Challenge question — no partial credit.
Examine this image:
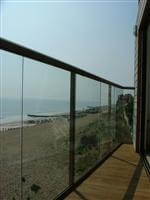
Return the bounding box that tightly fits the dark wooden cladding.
[134,0,150,153]
[0,38,134,90]
[138,1,150,31]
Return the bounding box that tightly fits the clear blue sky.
[1,0,138,87]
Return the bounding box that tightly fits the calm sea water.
[0,98,100,125]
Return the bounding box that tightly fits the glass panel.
[0,51,22,199]
[116,88,121,143]
[75,75,100,180]
[111,86,117,149]
[100,83,110,158]
[22,59,70,199]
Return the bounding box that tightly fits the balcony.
[0,38,149,200]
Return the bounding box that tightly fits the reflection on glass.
[75,75,100,180]
[123,89,134,132]
[116,88,126,143]
[133,89,137,147]
[0,51,22,199]
[22,58,70,199]
[116,88,133,144]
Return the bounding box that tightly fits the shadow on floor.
[74,157,143,200]
[75,190,89,200]
[111,155,137,167]
[122,158,143,200]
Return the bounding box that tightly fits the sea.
[0,98,101,129]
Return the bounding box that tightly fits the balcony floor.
[66,144,150,200]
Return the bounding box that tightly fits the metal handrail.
[0,37,134,90]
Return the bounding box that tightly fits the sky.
[0,0,138,98]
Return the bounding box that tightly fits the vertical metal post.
[115,88,119,144]
[21,57,24,200]
[69,72,76,185]
[108,85,112,119]
[114,87,116,142]
[108,85,112,150]
[99,82,101,157]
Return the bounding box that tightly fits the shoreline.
[0,105,110,131]
[0,111,70,131]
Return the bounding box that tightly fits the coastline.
[0,111,70,131]
[0,105,108,130]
